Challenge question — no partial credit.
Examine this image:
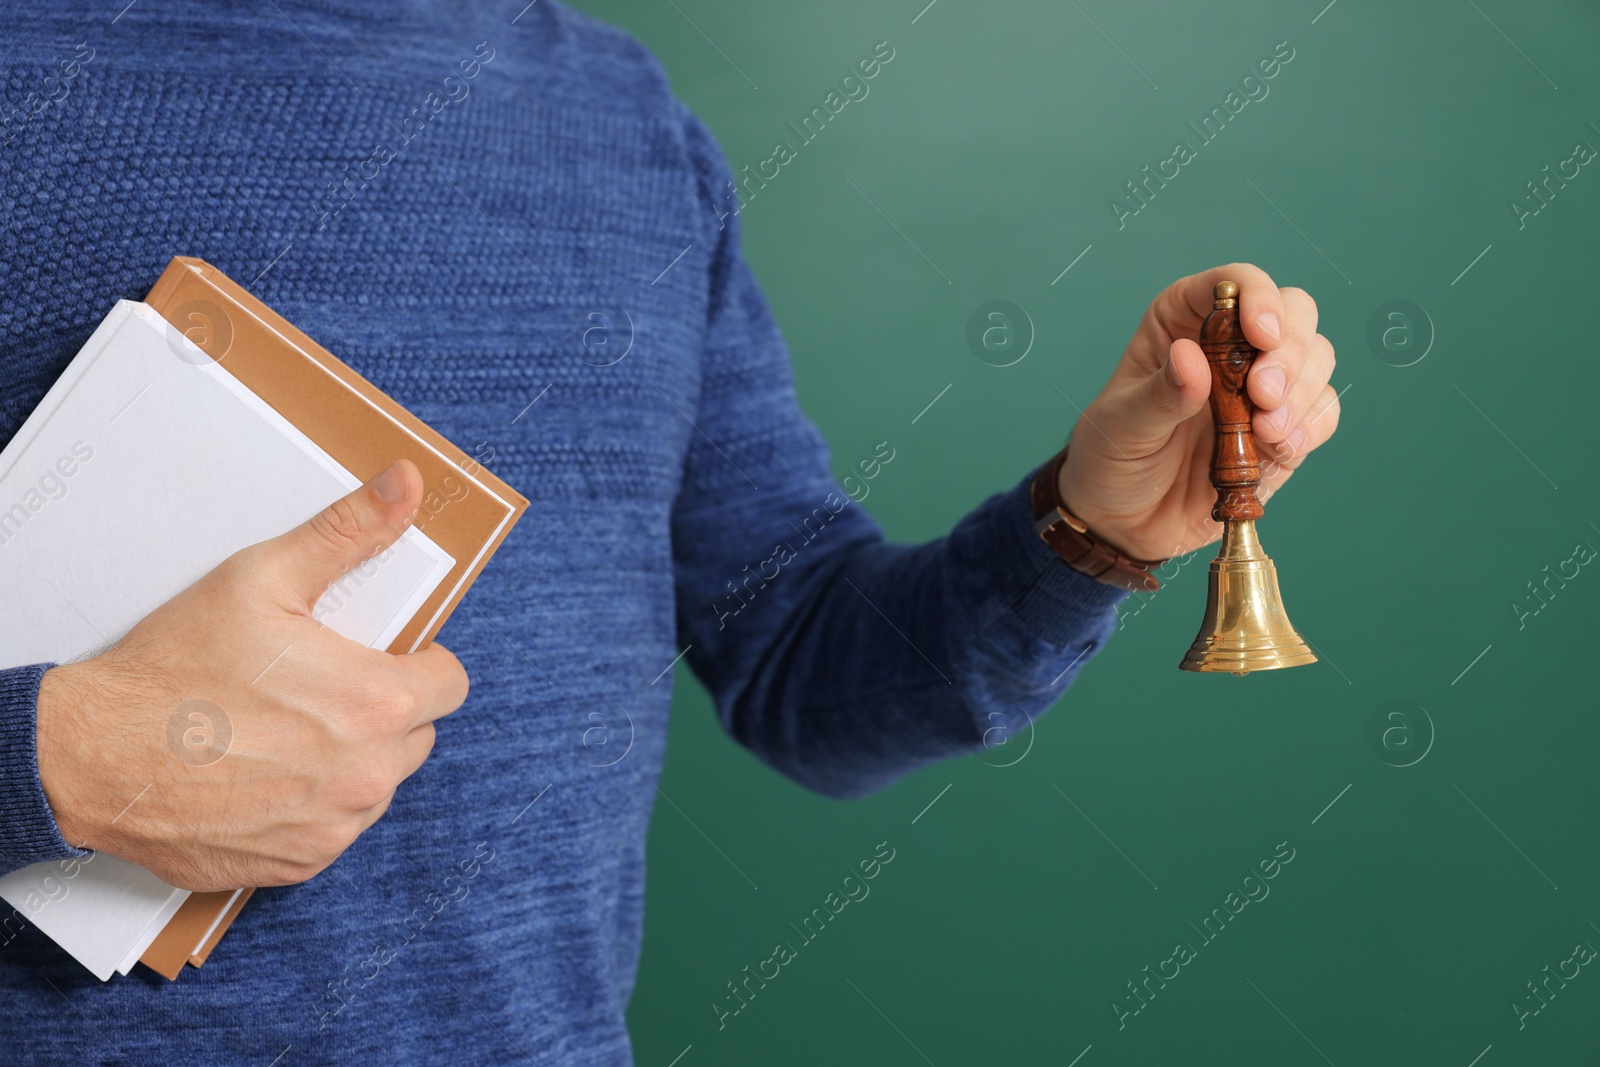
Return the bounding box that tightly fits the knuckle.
[377,681,418,725]
[1255,411,1288,443]
[1286,341,1318,379]
[408,725,438,770]
[296,824,352,867]
[1266,439,1302,471]
[309,497,368,555]
[321,821,360,856]
[1291,369,1323,404]
[1148,373,1180,412]
[365,795,395,828]
[1244,268,1277,295]
[350,676,415,731]
[1319,391,1342,429]
[1315,332,1336,367]
[214,546,258,585]
[439,652,471,707]
[340,771,394,812]
[1283,287,1318,325]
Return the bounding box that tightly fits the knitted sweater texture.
[0,2,1123,1062]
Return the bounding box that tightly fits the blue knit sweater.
[0,2,1124,1062]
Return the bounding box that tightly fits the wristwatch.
[1029,445,1167,593]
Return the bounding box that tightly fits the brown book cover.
[139,888,251,980]
[135,257,528,978]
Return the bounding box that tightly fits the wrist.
[1031,446,1166,592]
[37,664,94,851]
[1054,455,1140,561]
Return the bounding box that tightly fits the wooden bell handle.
[1198,279,1265,523]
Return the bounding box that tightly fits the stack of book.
[0,258,527,980]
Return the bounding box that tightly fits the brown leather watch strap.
[1029,445,1167,593]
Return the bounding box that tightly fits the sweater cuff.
[0,664,88,875]
[985,467,1130,643]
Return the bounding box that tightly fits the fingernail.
[1166,350,1183,387]
[1266,407,1289,434]
[373,462,408,504]
[1285,427,1305,455]
[1257,364,1287,403]
[1257,311,1281,342]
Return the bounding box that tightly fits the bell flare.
[1180,521,1317,676]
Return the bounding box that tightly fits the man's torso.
[0,3,706,1062]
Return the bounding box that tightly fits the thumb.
[262,460,424,611]
[1101,338,1211,447]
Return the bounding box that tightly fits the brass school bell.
[1180,280,1316,676]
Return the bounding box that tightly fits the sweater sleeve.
[0,663,86,876]
[668,104,1128,799]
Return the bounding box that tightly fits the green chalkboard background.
[568,1,1600,1062]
